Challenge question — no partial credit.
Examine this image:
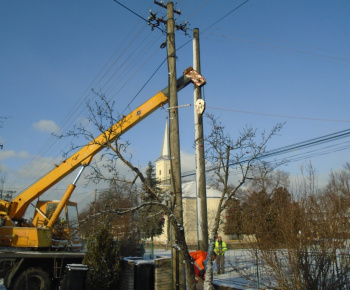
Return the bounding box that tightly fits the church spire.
[156,120,170,161]
[155,120,171,186]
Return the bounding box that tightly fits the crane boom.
[9,92,168,220]
[5,67,206,221]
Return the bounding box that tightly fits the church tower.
[155,121,171,187]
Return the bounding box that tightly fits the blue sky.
[1,0,350,210]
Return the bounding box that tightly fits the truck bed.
[0,250,85,259]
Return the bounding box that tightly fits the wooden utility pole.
[193,28,208,251]
[152,2,190,288]
[153,1,185,289]
[93,189,97,235]
[167,3,184,289]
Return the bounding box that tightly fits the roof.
[155,121,170,162]
[182,181,223,198]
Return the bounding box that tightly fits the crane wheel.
[10,267,52,290]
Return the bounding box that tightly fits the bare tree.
[325,162,350,196]
[246,167,290,196]
[236,163,350,289]
[63,93,198,290]
[66,94,287,290]
[292,161,320,199]
[202,113,284,289]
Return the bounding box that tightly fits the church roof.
[155,121,170,162]
[182,181,223,198]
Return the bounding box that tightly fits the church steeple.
[156,121,170,161]
[155,121,171,186]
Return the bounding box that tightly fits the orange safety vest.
[189,250,207,277]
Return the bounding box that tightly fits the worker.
[214,236,227,274]
[189,250,207,290]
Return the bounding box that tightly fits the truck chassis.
[0,250,85,289]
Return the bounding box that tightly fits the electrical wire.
[106,0,253,112]
[181,128,350,178]
[10,2,162,194]
[9,0,348,199]
[202,0,251,34]
[206,106,350,123]
[113,0,167,33]
[122,56,168,115]
[202,31,350,65]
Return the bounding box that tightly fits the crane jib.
[7,67,206,221]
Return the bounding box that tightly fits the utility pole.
[150,2,192,288]
[0,190,15,201]
[167,3,184,289]
[93,189,97,235]
[193,28,208,251]
[152,1,186,289]
[0,116,12,149]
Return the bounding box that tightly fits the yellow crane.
[0,67,206,250]
[0,66,206,290]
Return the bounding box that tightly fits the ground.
[147,248,261,290]
[0,248,258,290]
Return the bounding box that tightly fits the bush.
[83,226,121,290]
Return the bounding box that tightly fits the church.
[153,122,230,245]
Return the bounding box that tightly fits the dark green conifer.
[139,161,164,239]
[83,225,120,290]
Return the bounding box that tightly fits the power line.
[262,129,350,158]
[122,56,168,115]
[202,0,251,34]
[181,128,350,178]
[203,31,350,65]
[113,0,152,25]
[110,0,252,113]
[175,0,251,51]
[9,3,163,189]
[206,106,350,123]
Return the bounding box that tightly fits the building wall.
[154,196,230,245]
[155,159,171,185]
[183,198,230,243]
[153,123,231,246]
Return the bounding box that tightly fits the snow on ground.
[148,248,262,289]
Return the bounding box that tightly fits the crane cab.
[32,200,82,250]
